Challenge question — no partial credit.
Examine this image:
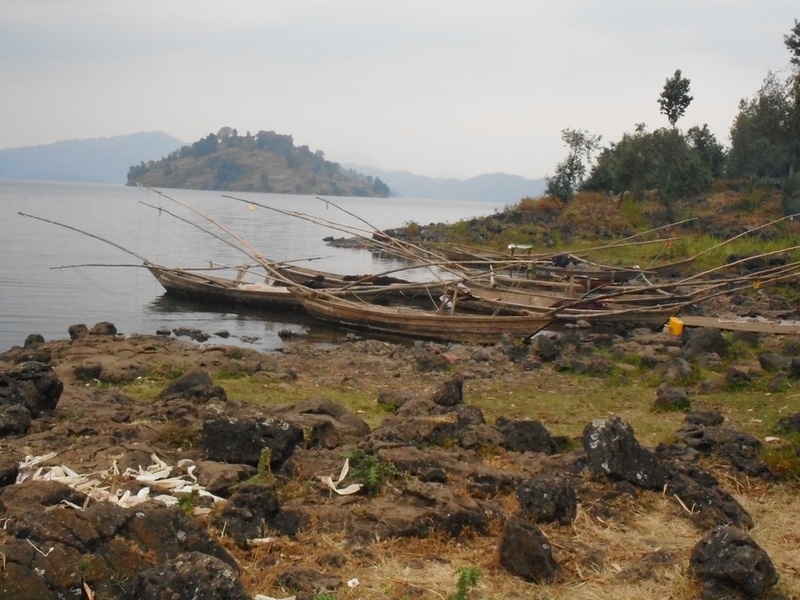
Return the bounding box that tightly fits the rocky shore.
[2,320,800,599]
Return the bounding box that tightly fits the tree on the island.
[545,128,601,202]
[373,176,390,196]
[658,70,693,128]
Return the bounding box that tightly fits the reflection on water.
[147,294,337,351]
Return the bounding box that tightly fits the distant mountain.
[344,164,546,203]
[130,129,390,197]
[0,132,185,184]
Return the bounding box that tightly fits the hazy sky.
[2,1,797,179]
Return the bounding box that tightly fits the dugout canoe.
[289,287,554,344]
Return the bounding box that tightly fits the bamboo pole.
[19,213,153,264]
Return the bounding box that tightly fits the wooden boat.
[147,265,446,311]
[289,287,554,344]
[147,265,301,310]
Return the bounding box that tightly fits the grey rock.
[582,416,668,490]
[498,516,560,583]
[517,474,577,525]
[690,526,779,599]
[121,552,249,600]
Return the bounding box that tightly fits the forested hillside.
[127,128,390,197]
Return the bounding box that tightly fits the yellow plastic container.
[668,316,684,336]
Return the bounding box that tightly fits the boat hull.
[292,289,553,344]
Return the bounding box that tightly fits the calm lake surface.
[0,180,505,352]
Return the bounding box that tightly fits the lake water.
[0,180,505,352]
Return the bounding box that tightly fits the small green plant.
[76,556,92,574]
[177,490,199,515]
[343,448,398,495]
[312,594,338,600]
[447,566,483,600]
[109,573,129,593]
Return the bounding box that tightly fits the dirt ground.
[2,326,800,600]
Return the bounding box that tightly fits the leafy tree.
[190,133,219,157]
[545,128,601,202]
[728,21,800,180]
[658,70,693,128]
[785,18,800,68]
[728,75,799,179]
[583,124,718,204]
[686,124,727,179]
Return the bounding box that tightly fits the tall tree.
[658,70,693,128]
[728,20,800,179]
[785,18,800,68]
[545,128,601,202]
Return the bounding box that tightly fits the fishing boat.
[147,265,447,311]
[147,265,301,310]
[289,287,554,344]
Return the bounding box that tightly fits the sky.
[1,1,798,180]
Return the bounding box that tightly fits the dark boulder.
[685,411,724,427]
[429,374,463,407]
[529,333,560,361]
[516,474,577,525]
[758,351,792,372]
[0,403,32,437]
[495,417,557,454]
[661,357,694,382]
[690,526,779,599]
[498,516,560,583]
[23,334,45,347]
[675,425,770,479]
[68,324,88,339]
[724,366,752,387]
[459,423,506,451]
[159,368,227,403]
[667,464,753,530]
[582,416,668,490]
[125,504,236,567]
[0,361,63,417]
[654,385,691,412]
[89,321,117,336]
[213,482,281,549]
[171,326,209,342]
[377,388,415,410]
[121,552,250,600]
[682,327,727,359]
[202,414,304,467]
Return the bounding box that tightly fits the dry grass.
[103,333,800,599]
[210,474,800,599]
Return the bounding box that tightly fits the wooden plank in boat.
[680,316,800,335]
